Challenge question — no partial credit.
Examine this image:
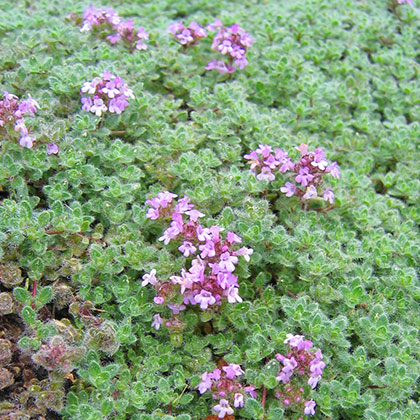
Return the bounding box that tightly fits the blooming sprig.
[0,90,39,149]
[273,334,325,417]
[143,192,253,319]
[206,20,254,74]
[198,362,256,418]
[167,20,207,48]
[80,72,134,116]
[78,6,149,51]
[245,143,340,205]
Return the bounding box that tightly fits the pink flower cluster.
[198,362,256,418]
[397,0,414,6]
[273,334,325,417]
[245,143,340,204]
[143,192,253,316]
[80,71,134,116]
[0,91,39,148]
[79,6,148,50]
[206,19,254,74]
[167,20,207,47]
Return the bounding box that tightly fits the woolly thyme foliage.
[167,20,207,48]
[245,144,340,205]
[206,20,254,74]
[144,192,252,324]
[274,334,325,418]
[80,71,134,116]
[198,362,256,418]
[75,5,149,51]
[0,90,39,148]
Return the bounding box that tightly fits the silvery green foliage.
[0,0,419,419]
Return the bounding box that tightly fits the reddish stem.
[31,280,37,309]
[168,403,172,415]
[262,385,267,410]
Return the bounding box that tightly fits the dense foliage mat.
[0,0,419,419]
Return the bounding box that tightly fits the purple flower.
[151,314,163,330]
[227,232,242,244]
[257,167,275,181]
[107,33,121,44]
[244,385,257,398]
[323,187,335,204]
[81,96,93,111]
[295,167,314,187]
[108,96,129,114]
[198,371,212,394]
[280,182,297,197]
[226,285,242,303]
[311,148,328,170]
[209,368,221,380]
[235,246,253,262]
[302,185,318,201]
[81,73,134,116]
[326,161,340,179]
[177,28,194,45]
[199,241,216,258]
[14,119,28,136]
[153,296,164,305]
[304,400,316,415]
[167,303,186,314]
[206,59,236,74]
[194,290,216,310]
[233,393,244,408]
[222,363,244,379]
[186,209,205,222]
[308,374,322,389]
[170,271,192,295]
[47,143,59,155]
[168,20,207,47]
[142,269,157,286]
[213,399,234,418]
[19,135,35,148]
[398,0,414,5]
[284,334,305,347]
[178,241,197,257]
[90,98,107,116]
[256,144,272,158]
[219,252,238,272]
[16,95,39,117]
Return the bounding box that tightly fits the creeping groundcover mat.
[0,0,419,419]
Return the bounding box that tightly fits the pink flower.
[178,241,197,257]
[47,143,59,155]
[233,393,244,408]
[222,363,244,379]
[151,314,163,330]
[213,399,234,418]
[142,269,157,286]
[304,399,316,415]
[281,182,297,197]
[194,290,216,310]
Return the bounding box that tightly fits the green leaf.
[88,361,102,380]
[22,306,37,325]
[38,210,52,227]
[14,287,30,303]
[36,324,58,339]
[177,393,194,405]
[37,286,53,305]
[242,398,264,419]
